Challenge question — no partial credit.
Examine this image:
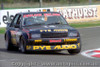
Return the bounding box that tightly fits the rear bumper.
[26,37,81,51]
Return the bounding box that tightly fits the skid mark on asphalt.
[81,48,100,59]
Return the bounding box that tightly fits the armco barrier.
[0,8,53,27]
[54,5,100,23]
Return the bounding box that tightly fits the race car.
[4,12,81,54]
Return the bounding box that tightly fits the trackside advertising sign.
[54,5,100,23]
[0,5,100,27]
[0,8,53,27]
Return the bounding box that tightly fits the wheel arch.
[19,32,28,43]
[5,30,12,41]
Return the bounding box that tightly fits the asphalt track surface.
[0,27,100,67]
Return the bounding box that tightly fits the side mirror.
[15,24,20,28]
[7,23,11,27]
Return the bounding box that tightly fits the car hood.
[23,25,78,33]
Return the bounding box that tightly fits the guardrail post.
[1,0,4,10]
[39,0,42,8]
[1,3,4,9]
[89,0,92,5]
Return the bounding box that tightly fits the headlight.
[31,34,41,38]
[68,32,78,37]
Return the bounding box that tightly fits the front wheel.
[19,37,28,53]
[5,34,15,50]
[68,48,81,55]
[68,43,81,55]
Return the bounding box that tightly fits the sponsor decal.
[23,14,42,18]
[64,38,77,42]
[33,46,51,50]
[10,31,16,35]
[11,38,17,45]
[23,13,60,18]
[10,31,17,44]
[53,45,77,50]
[49,25,56,28]
[40,29,51,32]
[34,40,42,42]
[26,44,77,50]
[40,29,68,32]
[44,13,60,16]
[49,39,61,43]
[53,29,68,32]
[81,48,100,59]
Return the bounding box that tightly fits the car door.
[9,14,20,45]
[14,15,23,45]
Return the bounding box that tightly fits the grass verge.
[0,28,6,34]
[0,21,100,34]
[69,21,100,28]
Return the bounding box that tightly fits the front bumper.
[26,37,81,51]
[26,43,80,51]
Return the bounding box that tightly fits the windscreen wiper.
[25,23,45,26]
[47,22,61,25]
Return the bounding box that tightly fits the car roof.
[17,12,60,15]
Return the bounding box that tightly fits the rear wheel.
[19,37,28,53]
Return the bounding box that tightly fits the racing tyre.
[20,37,28,53]
[5,34,15,50]
[68,49,81,55]
[68,41,81,55]
[68,44,81,55]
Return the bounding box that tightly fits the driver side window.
[10,14,19,27]
[16,15,21,26]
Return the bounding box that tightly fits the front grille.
[41,33,67,38]
[31,42,78,46]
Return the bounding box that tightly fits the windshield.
[23,13,68,26]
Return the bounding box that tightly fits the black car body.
[5,12,81,54]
